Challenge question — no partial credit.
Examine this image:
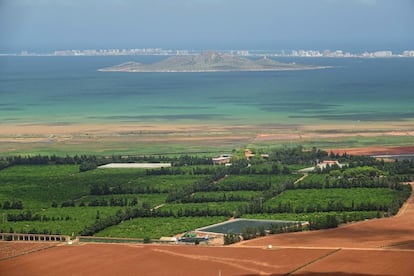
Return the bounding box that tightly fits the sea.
[1,56,414,126]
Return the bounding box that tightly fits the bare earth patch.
[0,244,332,276]
[0,242,58,260]
[295,250,414,276]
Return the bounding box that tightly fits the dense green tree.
[223,233,241,245]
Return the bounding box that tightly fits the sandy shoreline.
[1,121,413,155]
[2,120,413,135]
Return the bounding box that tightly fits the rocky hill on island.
[98,52,327,72]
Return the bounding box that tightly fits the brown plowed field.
[0,242,57,260]
[295,250,414,276]
[0,185,413,275]
[0,244,332,276]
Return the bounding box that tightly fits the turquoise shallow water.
[1,56,413,126]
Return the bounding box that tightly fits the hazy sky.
[0,0,413,52]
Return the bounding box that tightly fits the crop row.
[0,207,121,236]
[216,175,299,191]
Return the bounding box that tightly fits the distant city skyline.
[1,0,413,53]
[5,47,414,58]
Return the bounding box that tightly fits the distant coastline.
[2,48,414,58]
[1,56,413,155]
[98,52,330,73]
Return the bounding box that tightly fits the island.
[98,51,328,72]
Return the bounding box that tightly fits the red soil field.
[0,244,332,276]
[0,242,57,260]
[295,250,414,276]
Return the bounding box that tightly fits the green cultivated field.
[163,201,249,215]
[264,188,399,212]
[242,211,381,224]
[192,191,262,201]
[1,207,120,236]
[96,216,226,239]
[0,165,88,207]
[0,147,412,240]
[216,175,299,191]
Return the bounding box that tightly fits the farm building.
[299,160,346,173]
[244,149,269,160]
[212,155,232,165]
[316,160,345,170]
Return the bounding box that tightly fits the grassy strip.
[2,133,413,157]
